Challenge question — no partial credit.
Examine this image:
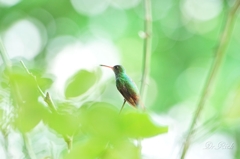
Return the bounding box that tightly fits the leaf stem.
[180,1,240,159]
[140,0,152,108]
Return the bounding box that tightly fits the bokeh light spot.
[70,0,109,16]
[135,0,172,21]
[160,6,193,40]
[181,0,223,21]
[89,8,128,39]
[152,0,173,20]
[110,0,141,9]
[0,0,21,7]
[175,67,208,101]
[3,19,45,60]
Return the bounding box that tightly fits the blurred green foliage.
[0,0,240,158]
[0,61,167,158]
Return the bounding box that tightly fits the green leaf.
[14,105,47,132]
[47,111,79,136]
[65,70,97,98]
[103,140,140,159]
[121,111,168,138]
[46,103,80,136]
[10,65,50,132]
[64,137,108,159]
[79,102,122,140]
[38,77,54,91]
[10,65,39,102]
[0,81,9,89]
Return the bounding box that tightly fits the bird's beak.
[100,64,113,69]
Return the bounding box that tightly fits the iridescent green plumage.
[100,65,139,112]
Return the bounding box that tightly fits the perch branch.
[140,0,152,109]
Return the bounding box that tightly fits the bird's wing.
[116,79,139,107]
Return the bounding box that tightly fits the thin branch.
[0,39,11,74]
[180,1,240,159]
[138,0,153,155]
[0,39,23,105]
[20,61,45,97]
[20,61,75,152]
[192,121,221,143]
[20,60,78,153]
[191,115,219,136]
[20,60,57,113]
[140,0,152,108]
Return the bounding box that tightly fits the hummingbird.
[100,65,140,112]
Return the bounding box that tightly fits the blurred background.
[0,0,240,158]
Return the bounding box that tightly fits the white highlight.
[0,0,21,7]
[3,19,43,60]
[70,0,109,16]
[181,0,223,21]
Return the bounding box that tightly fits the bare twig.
[20,61,45,97]
[20,61,76,152]
[20,60,57,112]
[180,1,240,158]
[140,0,152,109]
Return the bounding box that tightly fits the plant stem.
[20,61,57,112]
[140,0,152,108]
[1,130,10,158]
[138,0,152,155]
[0,39,11,74]
[0,38,22,104]
[0,38,37,159]
[180,1,240,159]
[22,133,37,159]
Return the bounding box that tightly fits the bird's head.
[113,65,125,74]
[100,64,125,75]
